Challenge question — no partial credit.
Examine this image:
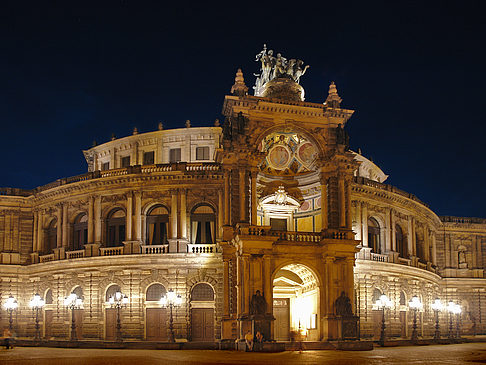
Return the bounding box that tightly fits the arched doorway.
[191,205,216,244]
[145,283,167,341]
[272,264,319,341]
[105,284,121,340]
[44,289,53,339]
[45,218,57,254]
[190,283,215,341]
[146,206,169,245]
[106,209,125,247]
[71,286,84,339]
[72,214,88,251]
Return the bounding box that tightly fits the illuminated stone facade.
[0,56,485,343]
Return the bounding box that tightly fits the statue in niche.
[250,290,267,315]
[458,249,467,268]
[336,125,350,150]
[335,291,353,317]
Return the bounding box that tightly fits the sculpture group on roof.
[254,45,309,96]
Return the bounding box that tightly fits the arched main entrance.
[273,264,319,341]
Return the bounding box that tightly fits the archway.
[105,284,121,340]
[272,264,319,341]
[145,283,168,341]
[190,283,215,341]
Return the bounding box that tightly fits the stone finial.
[325,81,342,108]
[185,120,191,128]
[133,127,138,135]
[231,68,249,97]
[158,122,164,130]
[111,133,116,141]
[214,119,220,127]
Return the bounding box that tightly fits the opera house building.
[0,50,484,346]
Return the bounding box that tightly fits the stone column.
[171,191,178,239]
[180,189,187,239]
[218,189,223,239]
[390,210,396,252]
[263,256,272,314]
[345,257,356,313]
[87,196,94,243]
[94,196,102,244]
[424,228,430,262]
[33,211,38,252]
[56,206,62,248]
[362,203,368,247]
[320,178,328,230]
[37,211,43,252]
[62,204,68,248]
[239,169,246,222]
[411,218,416,256]
[431,233,437,265]
[134,191,142,241]
[355,201,362,242]
[223,259,230,316]
[242,254,250,314]
[407,217,413,257]
[250,170,258,226]
[345,178,352,229]
[126,192,133,241]
[224,170,230,225]
[338,176,346,228]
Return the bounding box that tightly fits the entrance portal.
[273,264,319,341]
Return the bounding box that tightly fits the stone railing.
[186,163,221,171]
[140,244,169,254]
[66,249,85,260]
[39,253,55,263]
[370,252,389,263]
[187,244,217,254]
[440,216,486,224]
[354,176,429,208]
[397,257,411,265]
[100,246,123,256]
[0,187,33,197]
[244,226,353,242]
[140,165,173,173]
[269,231,322,243]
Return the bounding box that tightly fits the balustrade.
[187,244,216,254]
[100,246,123,256]
[39,254,55,263]
[66,249,85,259]
[140,244,169,254]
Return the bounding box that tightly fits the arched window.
[72,286,83,299]
[396,224,407,258]
[191,205,216,244]
[146,283,166,301]
[146,205,169,245]
[368,218,381,254]
[73,214,88,250]
[106,209,126,247]
[45,289,53,305]
[416,232,425,263]
[372,288,382,303]
[191,283,214,301]
[45,218,57,254]
[399,291,406,306]
[105,284,121,302]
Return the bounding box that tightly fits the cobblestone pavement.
[0,343,485,365]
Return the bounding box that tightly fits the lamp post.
[4,295,18,331]
[408,295,423,342]
[374,294,393,346]
[64,293,83,341]
[109,291,128,342]
[29,293,45,340]
[431,298,443,340]
[447,301,461,340]
[160,289,182,342]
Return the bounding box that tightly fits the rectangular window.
[169,148,181,163]
[101,162,110,171]
[143,151,155,165]
[121,156,130,168]
[196,146,210,160]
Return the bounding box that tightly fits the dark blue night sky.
[1,1,485,218]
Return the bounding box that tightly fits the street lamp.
[109,291,128,342]
[29,293,45,340]
[408,295,423,342]
[160,289,182,342]
[374,294,393,346]
[4,295,18,330]
[64,293,83,341]
[431,298,443,340]
[447,301,461,340]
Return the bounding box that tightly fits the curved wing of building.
[0,50,484,343]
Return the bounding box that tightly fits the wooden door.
[44,310,53,339]
[191,308,214,341]
[74,309,83,339]
[146,308,168,341]
[400,311,407,338]
[105,308,116,340]
[372,310,382,339]
[273,298,290,341]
